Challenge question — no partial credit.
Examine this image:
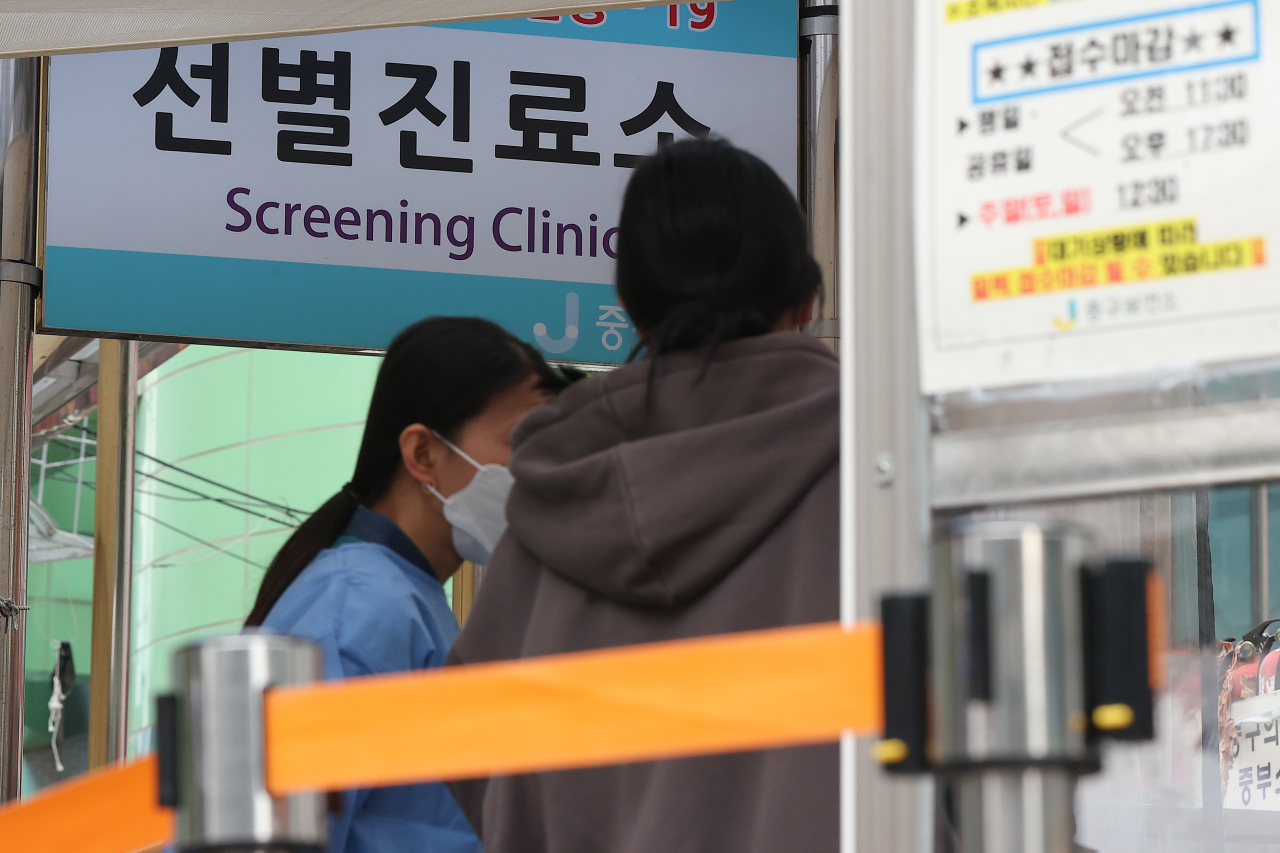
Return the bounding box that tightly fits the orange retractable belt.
[0,621,881,853]
[0,754,171,853]
[267,621,882,792]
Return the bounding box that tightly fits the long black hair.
[616,139,821,358]
[245,317,565,627]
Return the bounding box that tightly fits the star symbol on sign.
[989,61,1006,82]
[1219,23,1236,45]
[1021,57,1037,77]
[1184,29,1202,50]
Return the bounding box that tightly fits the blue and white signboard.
[45,1,797,363]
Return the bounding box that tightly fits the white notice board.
[916,0,1279,393]
[1226,713,1280,810]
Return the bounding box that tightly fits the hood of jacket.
[505,332,838,608]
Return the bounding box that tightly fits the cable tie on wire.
[0,596,29,631]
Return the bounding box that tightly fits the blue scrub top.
[261,506,482,853]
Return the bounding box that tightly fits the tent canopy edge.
[0,0,682,58]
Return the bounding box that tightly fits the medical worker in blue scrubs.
[243,316,568,853]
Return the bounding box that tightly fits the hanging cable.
[76,426,308,520]
[133,509,269,571]
[134,456,307,521]
[38,469,278,573]
[49,438,300,528]
[40,425,303,574]
[134,470,299,528]
[146,513,275,572]
[43,465,298,530]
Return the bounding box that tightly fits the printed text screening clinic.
[225,187,621,262]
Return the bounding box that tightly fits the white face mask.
[424,432,514,566]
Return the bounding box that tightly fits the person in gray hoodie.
[446,139,838,853]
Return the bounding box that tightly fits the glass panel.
[22,418,96,792]
[1267,483,1280,623]
[1170,492,1200,650]
[1210,486,1254,641]
[126,345,377,756]
[955,490,1280,849]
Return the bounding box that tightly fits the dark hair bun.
[615,139,820,358]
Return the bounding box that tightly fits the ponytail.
[629,300,776,361]
[244,317,570,629]
[244,487,360,627]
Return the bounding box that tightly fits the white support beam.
[934,397,1280,509]
[839,0,930,851]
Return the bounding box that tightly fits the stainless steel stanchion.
[159,633,327,852]
[941,519,1094,853]
[0,56,41,804]
[879,517,1157,853]
[800,0,839,349]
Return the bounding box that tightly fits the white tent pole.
[838,0,929,849]
[836,6,856,633]
[837,0,857,848]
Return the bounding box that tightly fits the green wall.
[127,346,379,754]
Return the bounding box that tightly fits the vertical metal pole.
[838,0,929,852]
[35,442,46,503]
[1195,487,1224,851]
[800,1,839,349]
[72,430,86,534]
[1253,484,1269,626]
[0,56,40,803]
[112,342,137,760]
[88,338,137,767]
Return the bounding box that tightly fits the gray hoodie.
[447,332,840,853]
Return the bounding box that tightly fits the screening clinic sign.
[44,2,797,363]
[915,0,1280,393]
